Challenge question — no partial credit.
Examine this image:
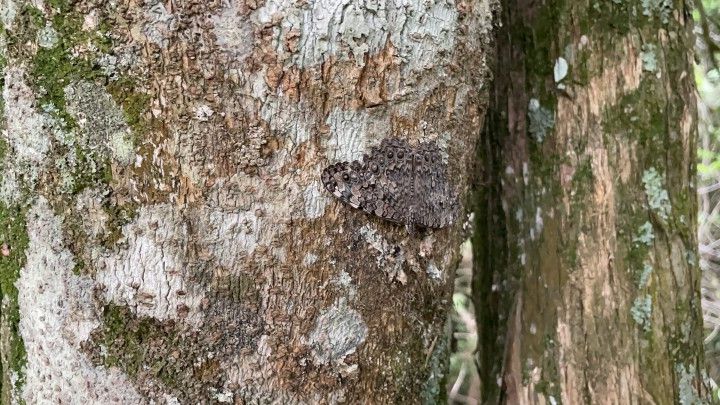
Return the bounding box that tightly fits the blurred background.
[447,1,720,401]
[694,0,720,388]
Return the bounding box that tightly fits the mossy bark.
[0,0,493,402]
[475,0,708,403]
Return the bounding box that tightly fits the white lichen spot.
[198,206,267,268]
[579,35,589,48]
[334,270,353,288]
[37,23,59,48]
[307,299,367,368]
[163,394,182,405]
[82,9,99,31]
[110,131,135,166]
[426,262,442,281]
[535,207,544,235]
[554,57,568,83]
[303,180,330,219]
[213,389,234,403]
[17,198,143,403]
[338,4,371,66]
[194,103,215,121]
[303,253,318,266]
[260,98,313,147]
[676,363,711,404]
[642,0,672,24]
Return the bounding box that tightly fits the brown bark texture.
[475,0,709,404]
[0,0,495,403]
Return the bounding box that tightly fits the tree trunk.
[475,0,709,403]
[0,0,493,403]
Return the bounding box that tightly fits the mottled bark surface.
[0,0,494,403]
[475,0,708,403]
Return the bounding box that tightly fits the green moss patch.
[0,203,29,397]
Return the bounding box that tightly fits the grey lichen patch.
[307,298,367,371]
[0,0,18,30]
[633,222,655,246]
[528,98,555,143]
[64,80,135,166]
[640,44,657,73]
[676,363,711,404]
[36,23,59,49]
[630,294,652,332]
[141,0,178,48]
[359,224,407,283]
[1,66,55,203]
[16,197,143,403]
[642,0,673,24]
[638,262,653,289]
[642,167,671,220]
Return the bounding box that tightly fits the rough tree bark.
[475,0,709,403]
[0,0,494,403]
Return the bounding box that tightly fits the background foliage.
[697,0,720,389]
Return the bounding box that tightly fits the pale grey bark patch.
[197,204,268,264]
[307,299,367,370]
[93,204,206,326]
[303,180,329,219]
[260,98,313,146]
[254,0,458,70]
[64,81,135,166]
[212,0,254,58]
[1,67,55,203]
[17,197,143,404]
[324,108,371,162]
